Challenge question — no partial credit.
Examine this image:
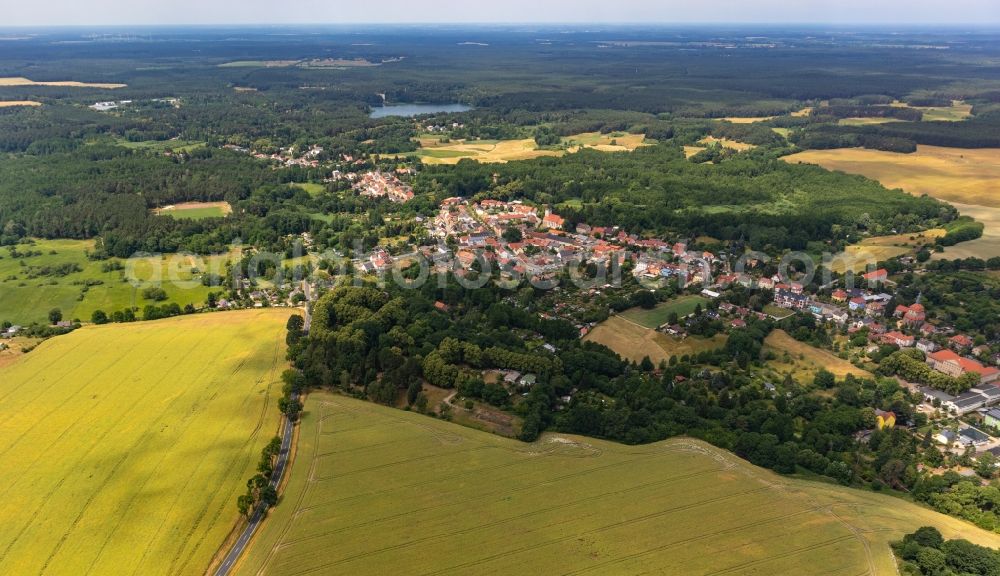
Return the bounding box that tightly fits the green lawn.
[620,295,709,329]
[0,239,235,324]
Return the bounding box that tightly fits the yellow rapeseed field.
[235,392,1000,576]
[0,309,291,576]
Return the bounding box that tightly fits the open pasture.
[0,77,126,89]
[0,309,291,576]
[0,238,237,325]
[764,329,873,380]
[154,201,232,220]
[0,100,42,107]
[234,392,1000,576]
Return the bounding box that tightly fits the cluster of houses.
[423,122,465,133]
[426,198,731,287]
[352,171,414,203]
[90,100,133,112]
[226,144,326,168]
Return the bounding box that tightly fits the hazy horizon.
[3,0,1000,27]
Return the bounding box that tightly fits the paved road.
[301,280,313,334]
[215,277,316,575]
[213,396,297,576]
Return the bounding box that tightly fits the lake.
[370,103,472,118]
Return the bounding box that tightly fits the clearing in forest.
[0,309,291,576]
[234,392,1000,576]
[154,201,233,220]
[415,132,648,165]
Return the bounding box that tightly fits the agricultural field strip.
[0,314,288,576]
[563,510,848,576]
[280,454,722,548]
[237,395,984,576]
[252,401,869,576]
[124,332,284,576]
[0,326,213,570]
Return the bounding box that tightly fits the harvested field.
[721,116,776,123]
[783,146,1000,208]
[0,100,42,107]
[415,132,648,165]
[0,77,126,89]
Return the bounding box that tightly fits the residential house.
[894,303,926,327]
[935,429,957,445]
[881,331,915,348]
[950,334,975,351]
[916,339,940,354]
[862,269,888,283]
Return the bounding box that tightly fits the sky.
[3,0,1000,27]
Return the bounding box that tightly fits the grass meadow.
[153,201,232,220]
[583,315,725,364]
[0,309,291,575]
[234,393,1000,576]
[826,229,945,274]
[620,295,709,329]
[764,329,873,380]
[0,238,236,325]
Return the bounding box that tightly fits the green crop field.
[0,239,236,325]
[235,393,1000,576]
[620,295,709,328]
[0,309,292,576]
